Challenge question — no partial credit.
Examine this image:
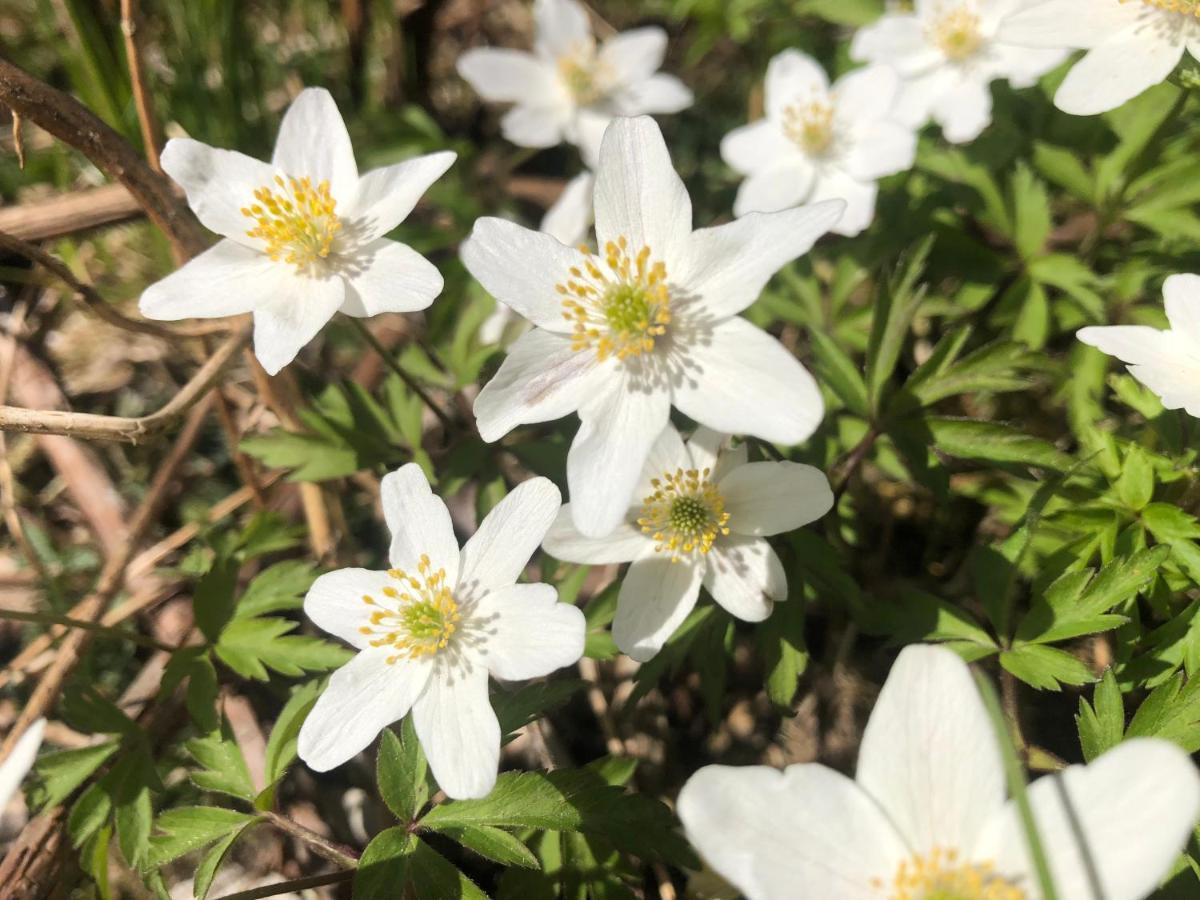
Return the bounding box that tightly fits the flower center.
[557,42,608,104]
[782,100,836,154]
[928,6,984,60]
[636,468,730,561]
[1127,0,1200,14]
[358,554,461,662]
[559,237,671,362]
[875,848,1026,900]
[242,174,342,270]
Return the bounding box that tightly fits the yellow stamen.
[557,40,609,104]
[356,554,461,663]
[636,467,730,562]
[1125,0,1200,13]
[928,5,984,61]
[241,174,341,270]
[871,846,1026,900]
[559,237,671,362]
[782,100,836,154]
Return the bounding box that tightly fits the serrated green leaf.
[1001,644,1096,690]
[146,807,256,868]
[435,824,539,869]
[185,720,255,802]
[926,417,1074,472]
[408,837,490,899]
[215,617,351,681]
[378,719,428,824]
[355,827,417,900]
[1077,669,1124,762]
[32,740,119,811]
[235,560,318,619]
[261,678,323,799]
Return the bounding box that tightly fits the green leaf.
[185,720,256,802]
[408,837,490,900]
[421,769,695,867]
[146,807,256,868]
[32,740,119,810]
[865,238,932,415]
[905,340,1035,407]
[378,719,428,825]
[194,555,239,642]
[215,617,351,681]
[355,827,417,900]
[1115,445,1154,511]
[193,819,257,900]
[1000,644,1096,690]
[808,328,868,417]
[261,678,323,800]
[1010,163,1052,260]
[68,783,112,848]
[109,750,155,869]
[493,678,587,741]
[235,560,318,619]
[756,598,808,709]
[1143,504,1200,542]
[1127,673,1200,753]
[435,824,539,869]
[926,417,1074,472]
[240,430,358,482]
[1077,669,1124,763]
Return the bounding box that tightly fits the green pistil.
[669,496,711,535]
[401,602,448,641]
[603,284,651,334]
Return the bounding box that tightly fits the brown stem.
[0,607,174,652]
[348,316,454,431]
[119,0,162,171]
[212,870,355,900]
[832,426,880,500]
[263,810,359,870]
[0,322,250,442]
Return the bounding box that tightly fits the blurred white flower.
[478,170,596,345]
[461,116,842,538]
[1077,273,1200,416]
[456,0,692,162]
[298,464,584,799]
[141,88,455,374]
[1000,0,1199,114]
[542,425,832,661]
[0,718,45,813]
[851,0,1068,143]
[678,644,1200,900]
[721,50,917,236]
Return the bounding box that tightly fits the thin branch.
[348,316,454,431]
[212,871,354,900]
[0,321,250,442]
[0,230,224,340]
[263,810,360,870]
[832,426,880,500]
[0,56,207,260]
[0,607,174,652]
[0,183,145,242]
[119,0,161,171]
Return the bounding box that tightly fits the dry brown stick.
[213,870,355,900]
[119,0,161,172]
[0,321,250,442]
[0,230,226,340]
[0,183,145,242]
[213,388,267,508]
[0,56,206,261]
[262,811,359,869]
[0,393,213,765]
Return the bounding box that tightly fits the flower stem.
[212,870,354,900]
[0,607,174,652]
[348,317,455,431]
[263,810,359,870]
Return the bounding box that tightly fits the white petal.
[682,202,842,317]
[342,240,442,316]
[1163,273,1200,344]
[990,43,1072,89]
[540,170,595,246]
[593,116,693,268]
[677,763,907,900]
[975,739,1200,900]
[731,163,816,218]
[541,504,648,563]
[998,0,1146,49]
[139,239,271,321]
[636,421,694,495]
[534,0,591,59]
[567,369,671,537]
[719,461,834,536]
[703,536,785,622]
[303,568,399,649]
[271,88,358,201]
[0,718,44,811]
[856,644,1006,854]
[612,553,703,662]
[683,426,729,474]
[931,76,994,144]
[347,150,455,242]
[501,103,568,148]
[850,14,941,76]
[251,273,345,374]
[472,328,605,442]
[832,64,900,127]
[459,477,561,596]
[808,172,877,237]
[1077,325,1200,416]
[473,582,586,681]
[159,138,277,245]
[461,217,586,333]
[673,317,824,445]
[1054,32,1184,116]
[764,49,830,120]
[612,74,694,116]
[599,27,666,84]
[841,120,917,182]
[412,660,500,800]
[572,109,611,168]
[380,463,461,585]
[456,48,557,103]
[720,119,796,176]
[298,650,432,771]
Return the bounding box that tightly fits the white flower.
[678,645,1200,900]
[140,88,455,375]
[461,116,843,538]
[0,718,45,812]
[297,464,585,799]
[542,425,832,661]
[1077,273,1200,417]
[850,0,1068,143]
[479,171,596,345]
[456,0,692,161]
[1000,0,1200,115]
[721,51,917,237]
